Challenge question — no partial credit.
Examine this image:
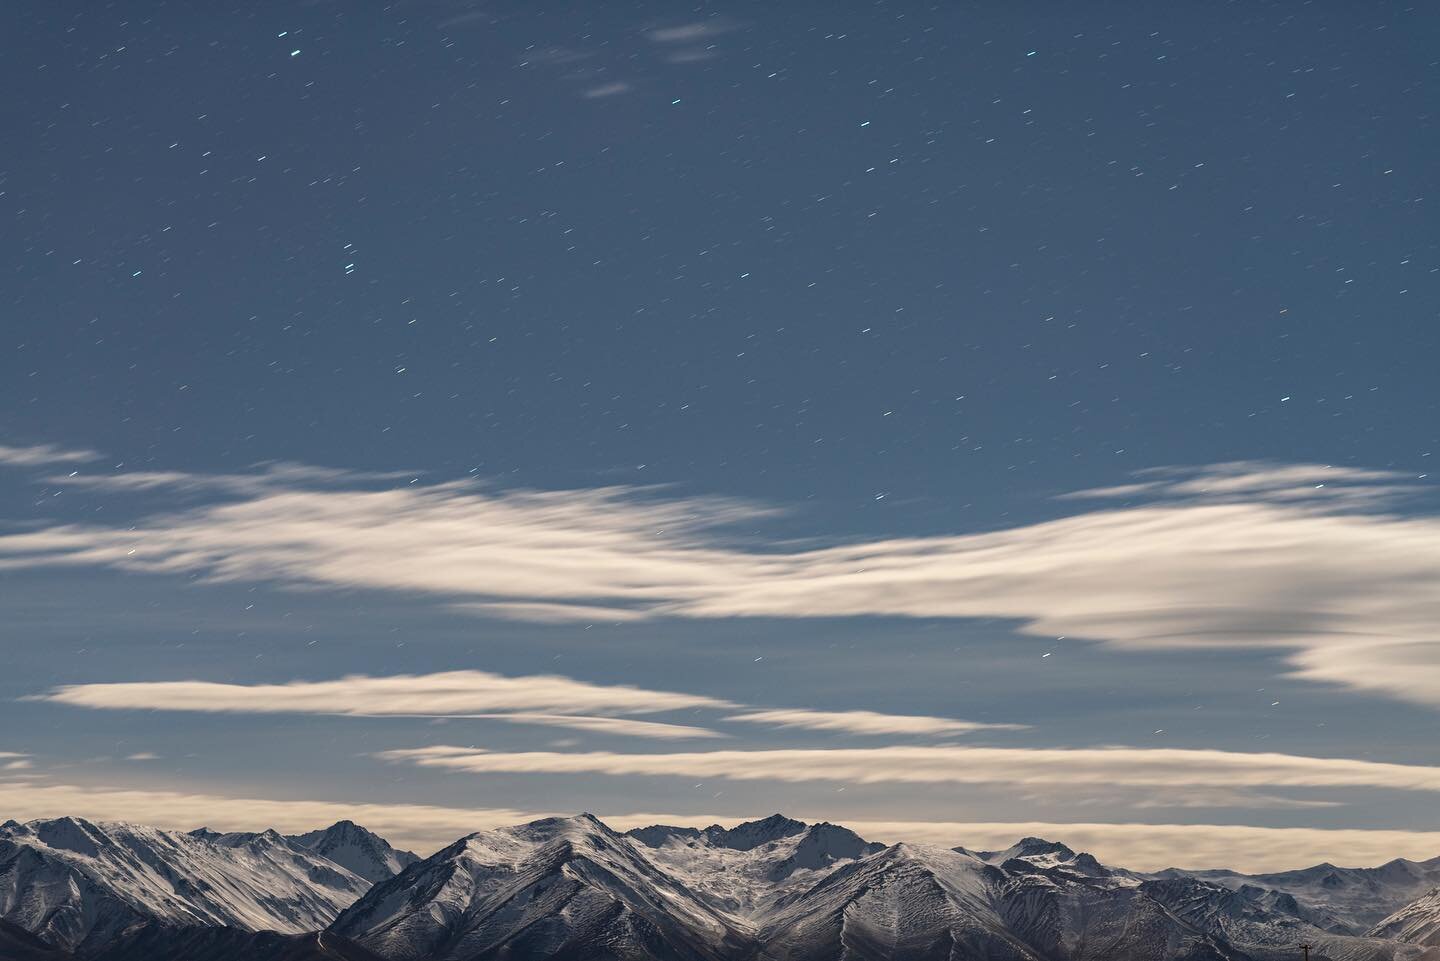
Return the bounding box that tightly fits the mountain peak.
[287,820,418,885]
[704,814,808,851]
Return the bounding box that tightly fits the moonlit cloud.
[35,671,1015,744]
[836,818,1440,873]
[0,778,540,855]
[581,82,632,99]
[6,460,1440,707]
[36,670,734,719]
[473,713,725,740]
[1,778,1433,872]
[454,601,649,623]
[376,743,1440,793]
[647,21,739,44]
[725,709,1027,737]
[0,443,101,467]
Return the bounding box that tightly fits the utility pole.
[1300,944,1312,961]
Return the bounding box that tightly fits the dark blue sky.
[2,1,1439,869]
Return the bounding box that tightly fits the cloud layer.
[376,743,1440,793]
[0,443,101,467]
[37,670,733,718]
[5,459,1440,709]
[33,671,1014,743]
[724,709,1026,737]
[1,777,1436,872]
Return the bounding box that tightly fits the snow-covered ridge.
[6,812,1440,960]
[0,817,375,953]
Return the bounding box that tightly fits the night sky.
[2,0,1439,872]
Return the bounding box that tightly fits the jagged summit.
[0,816,370,953]
[979,835,1076,862]
[626,813,810,851]
[5,812,1440,960]
[287,820,419,885]
[703,813,808,850]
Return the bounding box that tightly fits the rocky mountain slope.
[287,822,420,886]
[0,817,369,954]
[9,812,1440,960]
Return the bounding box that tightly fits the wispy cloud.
[36,670,734,719]
[34,671,1010,743]
[123,752,161,761]
[376,743,1440,794]
[580,82,633,100]
[1,777,1433,872]
[474,713,724,740]
[454,601,649,623]
[836,818,1440,873]
[647,20,741,44]
[0,778,539,855]
[0,443,101,467]
[725,709,1026,737]
[7,459,1440,707]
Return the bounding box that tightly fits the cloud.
[473,713,724,740]
[647,20,740,44]
[0,443,101,467]
[36,670,734,719]
[1061,461,1422,510]
[7,459,1440,707]
[0,778,538,855]
[376,743,1440,794]
[123,752,161,761]
[580,82,632,99]
[725,709,1026,737]
[1,778,1435,872]
[2,759,32,771]
[42,462,410,494]
[836,818,1440,873]
[454,601,648,623]
[36,671,1015,743]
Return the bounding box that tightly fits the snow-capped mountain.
[0,817,369,954]
[329,814,747,961]
[969,836,1112,878]
[1154,854,1440,934]
[755,842,1045,960]
[1370,887,1440,947]
[627,814,885,918]
[288,822,420,886]
[7,812,1440,960]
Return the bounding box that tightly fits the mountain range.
[6,813,1440,960]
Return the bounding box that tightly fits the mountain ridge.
[5,812,1440,960]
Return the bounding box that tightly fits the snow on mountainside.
[0,817,369,954]
[969,836,1113,879]
[288,821,420,885]
[626,814,885,918]
[8,812,1440,961]
[755,842,1045,961]
[329,813,748,961]
[1371,887,1440,947]
[1156,855,1440,934]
